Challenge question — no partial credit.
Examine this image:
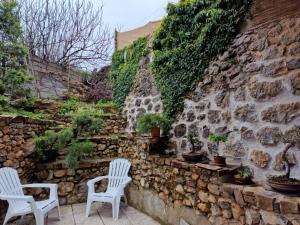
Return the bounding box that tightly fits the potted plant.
[208,134,227,166]
[267,126,300,192]
[233,166,253,185]
[182,134,205,162]
[136,113,170,138]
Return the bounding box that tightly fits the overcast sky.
[99,0,179,32]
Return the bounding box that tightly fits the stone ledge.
[222,183,300,214]
[36,158,115,170]
[0,115,54,125]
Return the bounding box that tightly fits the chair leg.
[57,204,61,220]
[86,199,93,217]
[113,197,121,221]
[34,214,45,225]
[3,212,12,225]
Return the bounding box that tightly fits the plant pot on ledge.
[182,152,204,162]
[151,127,160,139]
[233,167,253,185]
[213,156,226,166]
[268,176,300,193]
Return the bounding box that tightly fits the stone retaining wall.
[120,136,300,225]
[123,16,300,181]
[123,54,163,132]
[170,17,300,180]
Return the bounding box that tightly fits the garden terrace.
[1,0,300,225]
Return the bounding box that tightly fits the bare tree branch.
[19,0,112,69]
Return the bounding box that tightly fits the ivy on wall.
[152,0,251,118]
[110,37,148,110]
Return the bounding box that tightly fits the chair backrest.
[108,159,131,190]
[0,167,25,210]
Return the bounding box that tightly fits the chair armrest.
[87,176,108,194]
[0,194,34,203]
[22,183,58,200]
[116,177,132,196]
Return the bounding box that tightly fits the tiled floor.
[46,203,161,225]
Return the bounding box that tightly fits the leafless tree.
[20,0,112,68]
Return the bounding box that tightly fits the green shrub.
[65,141,95,169]
[34,130,59,160]
[110,37,148,110]
[72,108,105,136]
[152,0,251,118]
[136,113,170,135]
[208,134,227,143]
[60,97,81,115]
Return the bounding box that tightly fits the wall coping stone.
[36,158,115,170]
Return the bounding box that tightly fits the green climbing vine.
[110,37,148,110]
[152,0,251,119]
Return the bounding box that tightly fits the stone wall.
[170,17,300,180]
[119,137,300,225]
[123,53,163,131]
[29,55,87,99]
[0,115,53,221]
[0,113,126,222]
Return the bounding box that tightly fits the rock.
[256,127,282,146]
[222,111,231,123]
[262,46,284,60]
[174,124,186,138]
[222,209,233,219]
[273,152,296,171]
[287,58,300,70]
[250,150,270,168]
[186,110,196,122]
[188,122,199,136]
[198,191,209,203]
[231,203,244,219]
[218,198,231,209]
[175,184,184,194]
[135,99,142,107]
[154,104,161,112]
[241,127,255,140]
[249,80,282,100]
[261,102,300,123]
[234,104,258,122]
[215,91,229,108]
[234,87,246,101]
[287,43,300,56]
[197,203,210,213]
[208,183,220,195]
[245,209,261,225]
[202,125,210,138]
[58,182,74,196]
[224,142,247,158]
[291,72,300,95]
[207,110,221,124]
[262,60,286,77]
[249,38,267,51]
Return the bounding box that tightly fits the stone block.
[256,191,277,211]
[250,150,270,168]
[291,72,300,95]
[249,80,282,100]
[208,183,220,196]
[287,58,300,70]
[261,102,300,123]
[234,104,258,122]
[245,209,261,225]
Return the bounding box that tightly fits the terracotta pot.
[182,152,204,162]
[213,156,226,166]
[151,127,160,138]
[268,179,300,193]
[233,175,252,185]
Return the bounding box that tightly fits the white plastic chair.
[0,167,60,225]
[86,158,132,220]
